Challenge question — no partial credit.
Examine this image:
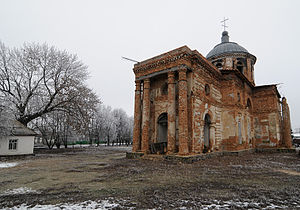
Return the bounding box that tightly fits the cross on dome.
[221,17,229,31]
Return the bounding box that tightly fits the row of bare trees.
[32,105,133,149]
[0,41,133,149]
[93,105,133,146]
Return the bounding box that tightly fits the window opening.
[237,93,241,102]
[9,139,18,150]
[203,114,211,153]
[246,98,252,109]
[237,61,243,73]
[216,63,222,69]
[205,84,210,96]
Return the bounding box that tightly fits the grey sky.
[1,0,299,129]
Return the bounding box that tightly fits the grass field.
[0,146,300,209]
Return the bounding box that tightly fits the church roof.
[206,31,249,59]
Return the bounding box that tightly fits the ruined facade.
[132,31,292,156]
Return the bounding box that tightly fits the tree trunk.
[107,135,110,146]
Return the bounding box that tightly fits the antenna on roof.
[122,57,139,63]
[221,17,229,31]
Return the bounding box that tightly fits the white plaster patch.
[228,93,234,98]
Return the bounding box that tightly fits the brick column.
[141,78,151,153]
[167,71,176,153]
[132,80,142,152]
[282,97,292,148]
[178,68,189,155]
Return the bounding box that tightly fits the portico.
[132,64,190,155]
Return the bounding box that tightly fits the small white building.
[0,120,36,156]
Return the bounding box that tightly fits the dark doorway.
[150,113,168,154]
[203,114,211,153]
[157,113,168,143]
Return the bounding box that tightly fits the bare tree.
[104,107,117,146]
[94,105,116,146]
[125,116,134,145]
[34,113,60,149]
[0,41,100,126]
[0,106,9,136]
[92,106,134,147]
[113,108,128,146]
[0,98,13,136]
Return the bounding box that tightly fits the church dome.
[206,31,249,59]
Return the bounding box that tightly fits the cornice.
[133,46,193,73]
[208,52,257,64]
[135,64,191,81]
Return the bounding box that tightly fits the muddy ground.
[0,146,300,209]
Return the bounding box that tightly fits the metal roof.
[206,31,249,59]
[206,42,249,59]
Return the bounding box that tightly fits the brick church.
[131,30,292,156]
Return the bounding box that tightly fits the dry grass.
[0,146,300,208]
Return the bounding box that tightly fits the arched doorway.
[151,113,168,154]
[203,114,211,153]
[157,113,168,143]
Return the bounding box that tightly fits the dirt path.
[0,146,300,209]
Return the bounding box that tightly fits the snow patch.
[2,187,38,195]
[12,200,120,210]
[179,199,293,209]
[0,162,19,168]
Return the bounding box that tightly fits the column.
[178,68,189,155]
[167,71,176,153]
[132,80,142,152]
[210,123,216,151]
[141,78,151,153]
[282,97,292,148]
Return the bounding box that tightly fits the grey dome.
[206,31,249,59]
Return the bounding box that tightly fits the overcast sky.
[1,0,300,129]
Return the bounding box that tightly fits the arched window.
[205,84,210,96]
[216,62,222,69]
[203,114,211,153]
[237,61,243,73]
[246,98,252,110]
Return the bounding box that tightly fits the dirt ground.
[0,146,300,209]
